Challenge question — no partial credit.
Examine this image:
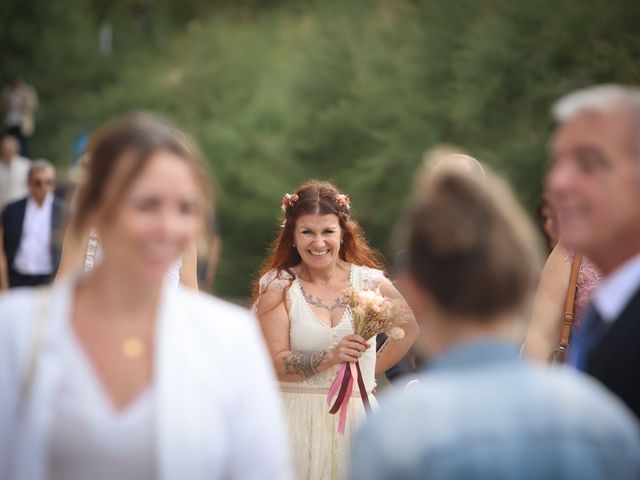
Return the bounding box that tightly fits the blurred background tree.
[3,0,639,299]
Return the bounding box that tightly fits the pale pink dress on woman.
[564,247,601,325]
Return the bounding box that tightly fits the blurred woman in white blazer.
[0,112,292,480]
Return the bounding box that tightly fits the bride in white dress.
[254,180,418,480]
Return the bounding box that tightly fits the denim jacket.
[350,341,640,480]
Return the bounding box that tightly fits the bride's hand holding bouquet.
[327,287,410,434]
[328,334,370,364]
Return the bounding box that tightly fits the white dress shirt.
[592,252,640,324]
[0,155,31,210]
[13,194,54,275]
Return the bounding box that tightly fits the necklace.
[81,277,149,360]
[119,317,148,360]
[121,336,145,359]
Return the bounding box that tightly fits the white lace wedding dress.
[257,264,384,480]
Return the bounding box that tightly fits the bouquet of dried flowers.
[343,287,409,341]
[327,287,410,434]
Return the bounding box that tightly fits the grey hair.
[552,84,640,123]
[28,159,55,181]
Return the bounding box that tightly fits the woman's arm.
[374,278,419,375]
[256,287,368,382]
[179,240,199,291]
[522,244,572,363]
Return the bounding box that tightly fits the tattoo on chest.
[299,284,347,312]
[282,351,327,377]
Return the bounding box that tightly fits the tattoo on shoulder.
[282,351,327,377]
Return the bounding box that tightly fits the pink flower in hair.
[336,194,351,210]
[281,193,299,212]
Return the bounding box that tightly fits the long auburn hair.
[252,180,385,301]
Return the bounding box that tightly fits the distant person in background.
[547,85,640,419]
[0,160,65,289]
[350,167,640,480]
[0,134,31,210]
[1,76,38,157]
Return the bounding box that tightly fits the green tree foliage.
[7,0,639,298]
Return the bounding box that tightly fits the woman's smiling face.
[294,213,342,270]
[96,150,202,284]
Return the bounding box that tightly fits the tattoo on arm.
[282,351,327,377]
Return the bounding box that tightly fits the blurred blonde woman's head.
[404,166,540,321]
[413,146,486,200]
[73,112,211,234]
[72,112,212,282]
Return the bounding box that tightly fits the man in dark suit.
[0,159,65,289]
[547,85,640,418]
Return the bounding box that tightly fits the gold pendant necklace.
[121,336,145,359]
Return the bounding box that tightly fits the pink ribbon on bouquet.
[327,361,372,435]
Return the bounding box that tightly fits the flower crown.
[336,194,351,211]
[280,192,351,214]
[281,193,299,213]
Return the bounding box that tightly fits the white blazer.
[0,278,292,480]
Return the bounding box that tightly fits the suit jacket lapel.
[587,281,640,383]
[15,198,27,238]
[6,199,27,264]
